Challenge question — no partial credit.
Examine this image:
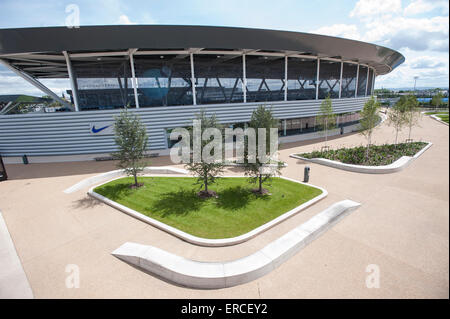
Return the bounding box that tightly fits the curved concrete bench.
[112,200,361,289]
[89,175,327,247]
[290,142,432,174]
[63,166,189,194]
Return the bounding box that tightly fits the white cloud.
[409,56,446,68]
[404,0,449,16]
[312,24,361,40]
[350,0,402,18]
[118,14,135,25]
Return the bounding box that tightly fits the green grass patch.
[436,114,449,123]
[297,142,428,166]
[94,177,322,239]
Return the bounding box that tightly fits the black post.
[0,155,7,181]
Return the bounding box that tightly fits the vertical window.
[133,55,193,107]
[341,63,357,98]
[287,58,317,101]
[318,60,341,99]
[72,57,133,110]
[194,54,244,104]
[246,55,285,102]
[367,68,374,96]
[357,65,368,97]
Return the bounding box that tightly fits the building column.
[283,119,287,136]
[365,66,370,96]
[315,57,320,100]
[355,64,360,97]
[242,54,247,103]
[284,56,288,101]
[339,61,343,99]
[62,51,80,111]
[190,53,197,105]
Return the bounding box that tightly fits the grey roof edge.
[0,25,405,75]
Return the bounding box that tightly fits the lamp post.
[413,76,419,94]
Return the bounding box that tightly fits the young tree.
[244,105,284,195]
[431,92,444,111]
[185,110,225,198]
[403,95,421,141]
[387,97,407,145]
[112,109,149,188]
[316,95,336,149]
[359,96,381,159]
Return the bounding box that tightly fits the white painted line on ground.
[112,200,361,289]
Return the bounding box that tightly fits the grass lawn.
[297,142,428,166]
[436,114,449,124]
[94,177,323,239]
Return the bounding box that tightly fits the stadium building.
[0,25,404,162]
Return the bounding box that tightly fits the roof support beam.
[128,48,140,109]
[284,56,288,101]
[190,53,197,105]
[63,51,79,111]
[0,58,74,111]
[365,66,370,96]
[242,54,247,103]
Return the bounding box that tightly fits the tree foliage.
[359,96,380,159]
[316,95,336,148]
[387,97,407,144]
[112,109,149,187]
[403,95,421,141]
[185,110,225,197]
[431,92,444,110]
[243,105,284,194]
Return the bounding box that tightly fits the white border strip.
[64,166,189,194]
[430,114,449,126]
[111,200,361,289]
[88,175,327,247]
[289,142,432,174]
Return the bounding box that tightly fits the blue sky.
[0,0,448,96]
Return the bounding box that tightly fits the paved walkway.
[0,211,33,298]
[0,114,448,298]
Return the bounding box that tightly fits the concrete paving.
[0,113,448,298]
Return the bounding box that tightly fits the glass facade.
[367,68,374,96]
[341,63,358,98]
[287,58,317,100]
[194,55,244,105]
[357,65,368,97]
[65,52,375,110]
[72,57,134,110]
[245,55,285,102]
[318,60,340,99]
[133,55,193,107]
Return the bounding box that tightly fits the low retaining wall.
[88,174,327,247]
[289,142,432,174]
[112,200,361,289]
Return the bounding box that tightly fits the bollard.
[22,154,29,165]
[303,166,310,183]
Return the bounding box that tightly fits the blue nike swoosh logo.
[91,125,110,133]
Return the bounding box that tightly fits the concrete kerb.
[430,114,449,126]
[289,142,433,174]
[111,200,361,289]
[87,174,327,247]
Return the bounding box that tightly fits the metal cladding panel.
[0,97,368,156]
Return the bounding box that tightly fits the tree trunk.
[395,129,398,145]
[205,176,208,192]
[134,173,138,187]
[408,125,412,141]
[259,174,262,193]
